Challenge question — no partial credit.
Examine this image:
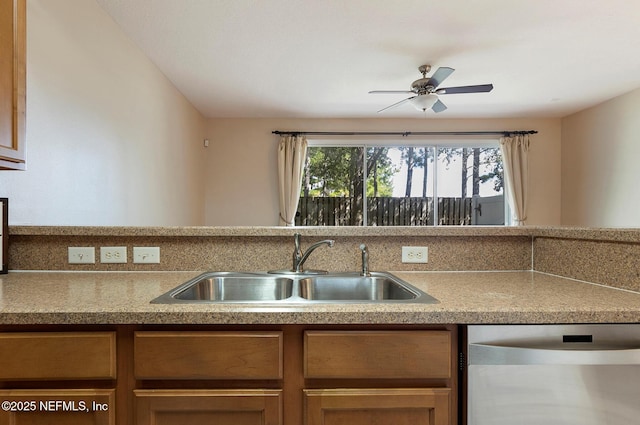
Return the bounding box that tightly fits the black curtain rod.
[273,130,537,137]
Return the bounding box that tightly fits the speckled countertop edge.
[9,225,533,237]
[9,225,640,243]
[0,270,638,325]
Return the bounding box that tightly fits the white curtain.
[500,134,530,225]
[277,135,308,226]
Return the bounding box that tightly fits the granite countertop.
[9,225,640,242]
[0,270,638,325]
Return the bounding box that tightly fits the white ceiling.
[95,0,640,119]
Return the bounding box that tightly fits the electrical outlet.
[68,247,95,264]
[401,246,428,263]
[133,247,160,264]
[100,246,127,264]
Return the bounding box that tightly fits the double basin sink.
[151,271,438,305]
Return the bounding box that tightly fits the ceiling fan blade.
[431,99,447,113]
[436,84,494,95]
[369,90,415,94]
[377,96,414,113]
[428,67,455,88]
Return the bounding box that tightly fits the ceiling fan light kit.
[409,93,438,111]
[369,64,493,114]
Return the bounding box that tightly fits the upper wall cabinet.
[0,0,26,170]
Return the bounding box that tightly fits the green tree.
[418,148,433,197]
[397,147,433,197]
[303,147,356,196]
[439,147,504,197]
[478,147,504,192]
[303,147,397,197]
[366,147,395,197]
[401,147,417,197]
[302,147,398,225]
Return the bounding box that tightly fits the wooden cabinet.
[304,330,451,379]
[0,0,26,170]
[0,326,457,425]
[0,332,116,380]
[134,331,283,380]
[134,331,284,425]
[134,389,282,425]
[304,388,450,425]
[303,330,453,425]
[0,332,117,425]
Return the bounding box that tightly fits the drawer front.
[304,330,451,379]
[0,332,116,380]
[135,389,282,425]
[134,331,283,380]
[304,388,450,425]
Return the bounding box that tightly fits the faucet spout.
[292,233,334,273]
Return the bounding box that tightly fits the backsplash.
[8,226,640,293]
[533,235,640,292]
[8,231,531,272]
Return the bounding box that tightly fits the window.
[297,142,506,226]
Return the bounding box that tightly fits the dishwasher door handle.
[469,343,640,366]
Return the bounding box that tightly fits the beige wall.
[205,117,562,226]
[0,0,207,225]
[1,0,566,228]
[561,87,640,227]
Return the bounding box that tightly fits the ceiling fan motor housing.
[411,78,435,94]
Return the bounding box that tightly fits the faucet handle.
[360,243,370,276]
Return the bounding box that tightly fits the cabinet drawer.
[0,332,116,380]
[304,331,451,379]
[134,331,283,380]
[135,389,282,425]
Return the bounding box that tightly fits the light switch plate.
[68,247,96,264]
[133,247,160,264]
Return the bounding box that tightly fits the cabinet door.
[135,389,282,425]
[304,388,450,425]
[0,0,26,170]
[0,389,115,425]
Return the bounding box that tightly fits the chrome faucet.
[292,233,334,273]
[359,243,370,276]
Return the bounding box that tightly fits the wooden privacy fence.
[296,197,473,226]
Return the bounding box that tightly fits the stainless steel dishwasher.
[467,324,640,425]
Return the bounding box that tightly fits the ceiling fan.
[369,65,493,113]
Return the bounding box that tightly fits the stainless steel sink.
[151,271,438,304]
[299,274,420,301]
[171,273,294,301]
